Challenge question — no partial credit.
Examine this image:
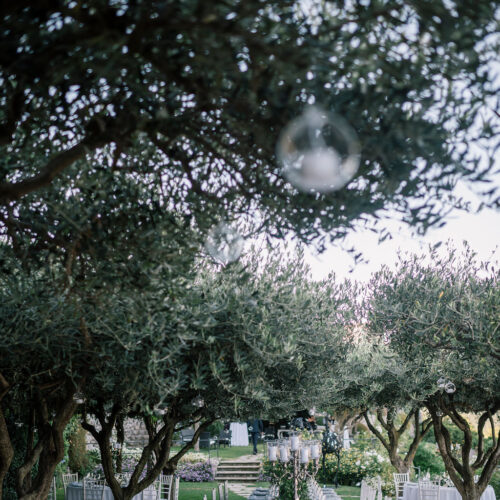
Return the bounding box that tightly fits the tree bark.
[428,399,500,500]
[0,405,14,500]
[16,385,77,500]
[363,408,431,474]
[193,420,200,452]
[84,408,213,500]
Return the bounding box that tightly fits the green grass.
[334,485,361,499]
[178,481,246,500]
[56,480,360,500]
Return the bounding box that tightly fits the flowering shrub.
[176,461,215,482]
[92,451,146,479]
[262,461,310,499]
[178,452,208,464]
[317,447,393,489]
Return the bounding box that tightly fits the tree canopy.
[1,1,500,498]
[363,246,500,500]
[1,0,499,252]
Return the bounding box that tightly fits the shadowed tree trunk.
[363,407,432,473]
[15,383,77,500]
[83,402,213,500]
[0,372,14,500]
[428,398,500,500]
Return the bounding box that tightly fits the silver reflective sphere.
[277,106,360,193]
[437,377,447,389]
[205,222,244,264]
[444,382,456,394]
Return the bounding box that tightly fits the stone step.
[216,471,260,476]
[217,464,261,469]
[215,475,260,483]
[218,459,261,464]
[216,470,260,476]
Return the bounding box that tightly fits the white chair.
[158,474,173,500]
[142,481,161,500]
[307,478,325,500]
[83,478,106,500]
[360,479,378,500]
[48,476,57,500]
[418,479,440,500]
[172,476,179,500]
[394,472,410,500]
[62,472,79,493]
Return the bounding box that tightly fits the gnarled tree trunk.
[428,398,500,500]
[363,407,432,474]
[83,402,213,500]
[16,384,77,500]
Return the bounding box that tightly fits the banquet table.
[402,482,496,500]
[229,422,249,446]
[66,482,157,500]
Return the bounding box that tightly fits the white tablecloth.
[403,482,496,500]
[229,422,249,446]
[66,482,157,500]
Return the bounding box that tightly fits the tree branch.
[0,142,89,203]
[363,411,390,452]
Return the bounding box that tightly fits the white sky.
[304,180,500,282]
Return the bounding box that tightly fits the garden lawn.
[335,485,361,499]
[178,481,245,500]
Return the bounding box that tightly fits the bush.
[178,452,208,464]
[262,461,310,499]
[68,425,89,475]
[177,461,215,482]
[317,448,391,486]
[207,421,224,436]
[490,468,500,497]
[413,443,445,476]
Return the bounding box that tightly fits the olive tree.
[366,246,500,500]
[327,339,432,474]
[1,0,499,240]
[0,244,348,499]
[1,0,499,496]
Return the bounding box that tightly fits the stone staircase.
[215,458,261,483]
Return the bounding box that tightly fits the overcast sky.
[304,179,500,282]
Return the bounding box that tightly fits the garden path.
[224,453,265,499]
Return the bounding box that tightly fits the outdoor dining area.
[58,473,179,500]
[393,472,497,500]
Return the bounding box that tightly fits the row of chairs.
[394,472,442,500]
[202,481,229,500]
[360,479,382,500]
[308,479,327,500]
[58,472,179,500]
[180,429,231,448]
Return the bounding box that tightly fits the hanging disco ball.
[277,106,360,193]
[444,382,456,394]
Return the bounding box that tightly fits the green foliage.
[68,425,89,476]
[490,468,500,497]
[263,461,310,499]
[413,443,446,476]
[317,448,391,487]
[206,421,224,436]
[4,414,29,500]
